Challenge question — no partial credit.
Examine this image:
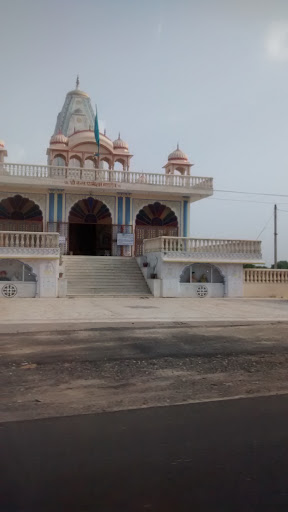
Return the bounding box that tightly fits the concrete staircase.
[62,256,151,296]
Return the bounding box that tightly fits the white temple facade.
[0,80,263,298]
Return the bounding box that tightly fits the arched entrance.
[0,259,37,298]
[0,195,43,231]
[135,202,178,256]
[68,197,112,256]
[179,263,225,298]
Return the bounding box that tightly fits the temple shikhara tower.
[0,79,263,298]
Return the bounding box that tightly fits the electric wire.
[256,213,274,240]
[214,188,288,198]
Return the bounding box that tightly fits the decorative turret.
[168,144,188,162]
[0,140,8,174]
[0,140,7,160]
[113,133,129,151]
[50,132,68,145]
[163,144,193,176]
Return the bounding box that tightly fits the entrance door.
[69,224,112,256]
[68,197,113,256]
[69,224,96,255]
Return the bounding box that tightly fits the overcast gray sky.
[1,0,288,264]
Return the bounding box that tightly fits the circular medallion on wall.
[1,283,18,298]
[196,285,208,298]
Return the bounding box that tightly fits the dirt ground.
[1,322,288,422]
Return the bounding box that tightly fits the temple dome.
[113,133,129,150]
[168,145,188,161]
[67,88,89,98]
[66,75,89,98]
[50,133,68,145]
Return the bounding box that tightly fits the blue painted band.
[57,194,63,222]
[49,193,55,223]
[125,197,130,225]
[118,197,123,225]
[183,200,188,237]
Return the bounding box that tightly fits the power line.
[256,212,274,240]
[214,188,288,198]
[210,197,288,205]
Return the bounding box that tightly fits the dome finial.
[168,145,188,161]
[113,133,129,150]
[104,128,106,136]
[76,75,80,89]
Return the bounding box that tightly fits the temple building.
[0,80,263,298]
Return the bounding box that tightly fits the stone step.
[64,266,141,270]
[67,287,150,292]
[67,292,150,296]
[63,256,150,296]
[67,288,149,292]
[65,273,144,278]
[67,281,147,286]
[66,277,144,280]
[64,267,143,272]
[67,281,146,284]
[67,283,149,288]
[65,264,140,267]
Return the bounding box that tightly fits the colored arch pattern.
[0,195,43,221]
[136,202,178,227]
[69,197,112,224]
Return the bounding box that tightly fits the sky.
[1,0,288,264]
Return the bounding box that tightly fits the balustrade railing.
[0,231,59,250]
[1,163,213,191]
[244,269,288,284]
[143,236,262,260]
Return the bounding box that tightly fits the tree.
[271,261,288,269]
[243,264,267,268]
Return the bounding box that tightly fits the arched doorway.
[0,259,37,298]
[68,197,112,256]
[135,202,178,256]
[179,263,225,298]
[0,195,43,231]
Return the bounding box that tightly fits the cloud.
[266,22,288,61]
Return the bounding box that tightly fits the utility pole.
[274,204,278,269]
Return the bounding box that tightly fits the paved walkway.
[0,296,287,332]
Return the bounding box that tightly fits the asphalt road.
[2,394,288,511]
[2,323,288,422]
[2,323,288,364]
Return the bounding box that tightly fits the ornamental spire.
[76,75,80,89]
